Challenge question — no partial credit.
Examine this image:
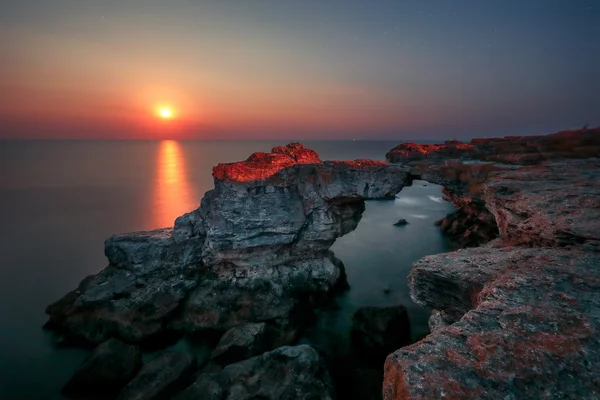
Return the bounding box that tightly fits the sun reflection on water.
[153,140,197,228]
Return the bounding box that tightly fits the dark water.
[0,140,454,398]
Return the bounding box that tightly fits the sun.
[157,107,174,120]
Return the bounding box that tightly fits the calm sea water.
[0,140,454,399]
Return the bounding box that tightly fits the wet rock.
[393,218,409,227]
[174,345,334,400]
[210,322,268,365]
[351,306,411,363]
[117,351,197,400]
[62,338,141,396]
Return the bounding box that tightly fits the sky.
[1,0,599,140]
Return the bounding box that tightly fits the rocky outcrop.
[44,229,201,344]
[62,338,141,396]
[173,345,335,400]
[384,129,600,399]
[118,351,197,400]
[351,306,412,363]
[45,144,409,346]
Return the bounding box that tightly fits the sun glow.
[157,107,174,119]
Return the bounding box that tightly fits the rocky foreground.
[384,128,600,399]
[45,129,600,399]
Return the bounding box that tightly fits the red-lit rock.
[213,143,321,182]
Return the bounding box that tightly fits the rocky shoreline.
[45,129,600,399]
[384,128,600,399]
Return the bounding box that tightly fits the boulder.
[173,345,334,400]
[351,306,412,363]
[117,351,197,400]
[210,322,268,365]
[62,338,141,395]
[393,218,408,227]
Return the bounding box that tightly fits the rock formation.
[383,128,600,399]
[45,144,409,347]
[45,128,600,399]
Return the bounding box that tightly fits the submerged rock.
[174,345,334,400]
[393,218,409,227]
[62,338,141,396]
[117,351,197,400]
[351,305,412,363]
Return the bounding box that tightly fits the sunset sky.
[1,0,599,140]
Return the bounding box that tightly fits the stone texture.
[173,345,334,400]
[45,229,201,344]
[383,128,600,399]
[351,305,412,363]
[117,351,197,400]
[385,247,600,399]
[210,322,268,365]
[173,254,346,341]
[62,338,141,395]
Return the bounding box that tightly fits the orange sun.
[157,107,174,120]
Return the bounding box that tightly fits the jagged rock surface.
[384,129,600,399]
[173,345,335,400]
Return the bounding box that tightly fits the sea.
[0,140,455,399]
